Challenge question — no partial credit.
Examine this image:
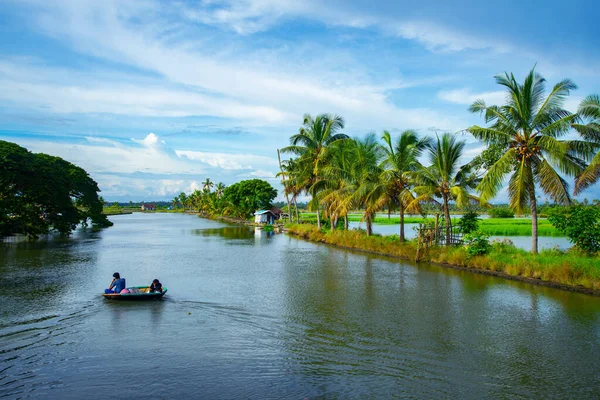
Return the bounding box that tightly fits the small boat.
[102,286,167,300]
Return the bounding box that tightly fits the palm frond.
[477,148,516,204]
[574,151,600,194]
[508,157,533,214]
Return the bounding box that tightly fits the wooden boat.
[102,286,167,300]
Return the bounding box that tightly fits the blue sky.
[1,0,599,202]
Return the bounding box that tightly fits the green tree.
[215,182,226,198]
[282,113,348,229]
[379,130,431,241]
[222,179,278,217]
[573,95,600,194]
[202,178,214,193]
[411,133,480,245]
[548,204,600,254]
[468,68,594,253]
[0,140,112,238]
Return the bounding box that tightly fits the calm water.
[1,213,599,399]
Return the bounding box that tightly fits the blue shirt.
[111,278,126,293]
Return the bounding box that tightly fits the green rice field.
[299,213,562,236]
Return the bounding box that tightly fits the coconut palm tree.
[215,182,226,198]
[573,95,600,194]
[202,178,214,193]
[282,113,348,228]
[178,192,187,211]
[318,137,361,230]
[279,157,304,223]
[467,68,593,253]
[379,130,432,241]
[411,133,480,245]
[350,134,385,236]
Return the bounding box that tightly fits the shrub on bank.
[488,207,515,218]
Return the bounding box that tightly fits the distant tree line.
[169,178,277,219]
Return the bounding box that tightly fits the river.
[1,213,599,398]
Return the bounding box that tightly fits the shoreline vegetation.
[286,224,600,296]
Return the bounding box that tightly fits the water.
[1,213,598,398]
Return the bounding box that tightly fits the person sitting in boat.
[149,279,163,293]
[105,272,126,294]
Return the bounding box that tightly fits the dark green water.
[1,213,599,399]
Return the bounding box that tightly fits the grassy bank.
[298,213,561,236]
[286,224,600,293]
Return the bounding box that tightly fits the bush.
[457,210,480,234]
[488,207,515,218]
[463,232,491,256]
[548,205,600,254]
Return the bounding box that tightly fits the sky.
[1,0,599,203]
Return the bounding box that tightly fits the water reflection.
[191,226,255,240]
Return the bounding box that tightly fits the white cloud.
[438,89,506,106]
[250,169,276,178]
[7,132,283,200]
[392,22,510,54]
[176,150,278,170]
[2,1,470,132]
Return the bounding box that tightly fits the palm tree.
[319,137,361,230]
[215,182,226,198]
[177,192,187,211]
[379,130,431,241]
[467,68,593,253]
[282,113,348,228]
[202,178,214,193]
[279,158,304,223]
[350,134,385,236]
[411,133,480,245]
[573,95,600,194]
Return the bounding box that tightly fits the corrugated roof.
[254,210,273,215]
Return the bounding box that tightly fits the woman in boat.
[149,279,163,293]
[105,272,126,294]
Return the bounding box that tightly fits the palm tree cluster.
[280,68,600,253]
[280,114,477,243]
[172,180,227,216]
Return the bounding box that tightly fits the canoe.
[102,286,167,300]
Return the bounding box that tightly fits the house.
[141,202,156,211]
[254,209,278,224]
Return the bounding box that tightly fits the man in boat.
[105,272,126,294]
[149,279,163,293]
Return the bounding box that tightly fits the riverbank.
[286,224,600,295]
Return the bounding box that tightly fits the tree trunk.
[434,213,440,245]
[344,214,348,230]
[316,208,321,229]
[366,213,372,236]
[277,149,292,224]
[529,187,538,254]
[293,197,299,223]
[443,194,451,245]
[399,201,405,242]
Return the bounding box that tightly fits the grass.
[286,224,600,292]
[298,213,561,236]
